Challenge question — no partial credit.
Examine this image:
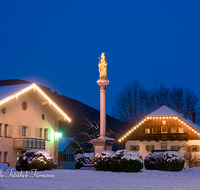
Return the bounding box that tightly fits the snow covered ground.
[0,165,200,190]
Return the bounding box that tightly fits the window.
[131,145,139,151]
[33,139,36,148]
[171,128,176,133]
[161,126,167,133]
[22,126,27,137]
[44,128,50,140]
[2,107,6,114]
[152,128,157,133]
[146,145,154,151]
[28,139,33,148]
[178,128,184,133]
[42,114,46,120]
[192,145,197,151]
[4,124,13,137]
[37,140,41,148]
[19,126,30,137]
[60,154,64,161]
[145,128,150,134]
[161,143,167,150]
[0,123,2,136]
[36,128,43,138]
[171,146,179,151]
[4,152,8,163]
[41,140,45,149]
[64,154,68,161]
[69,154,74,161]
[22,101,28,111]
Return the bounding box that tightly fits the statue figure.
[98,53,107,79]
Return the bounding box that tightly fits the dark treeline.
[112,79,200,126]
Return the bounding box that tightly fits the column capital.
[97,78,109,90]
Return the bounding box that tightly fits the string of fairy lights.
[0,83,71,122]
[118,116,200,142]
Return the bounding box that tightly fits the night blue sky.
[0,1,200,116]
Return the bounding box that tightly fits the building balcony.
[138,133,188,141]
[13,137,45,149]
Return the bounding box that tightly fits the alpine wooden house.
[118,105,200,168]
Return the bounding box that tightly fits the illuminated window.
[161,126,167,133]
[178,128,184,133]
[152,128,157,133]
[131,145,139,151]
[171,128,176,133]
[145,128,150,134]
[161,143,167,150]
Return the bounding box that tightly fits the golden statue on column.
[98,53,107,79]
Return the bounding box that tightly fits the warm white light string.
[118,116,199,142]
[0,83,71,122]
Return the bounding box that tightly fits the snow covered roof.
[118,105,200,142]
[58,137,75,152]
[0,83,71,122]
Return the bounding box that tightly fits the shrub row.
[93,150,143,172]
[144,151,185,171]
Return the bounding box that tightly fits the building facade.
[118,105,200,168]
[0,83,71,168]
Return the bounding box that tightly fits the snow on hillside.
[0,164,200,190]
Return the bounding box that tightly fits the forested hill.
[0,79,124,138]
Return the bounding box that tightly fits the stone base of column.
[90,137,115,155]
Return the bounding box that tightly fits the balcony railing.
[13,137,45,149]
[139,133,188,141]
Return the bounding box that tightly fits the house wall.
[0,91,57,168]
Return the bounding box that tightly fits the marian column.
[91,53,115,155]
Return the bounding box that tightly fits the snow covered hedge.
[144,151,185,171]
[16,149,54,171]
[74,153,94,169]
[93,150,143,172]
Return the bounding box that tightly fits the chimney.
[192,112,196,124]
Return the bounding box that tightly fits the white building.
[0,83,71,168]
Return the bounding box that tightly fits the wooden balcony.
[13,137,45,149]
[139,133,188,141]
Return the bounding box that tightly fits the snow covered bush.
[93,150,115,171]
[93,150,143,172]
[111,150,143,172]
[144,151,185,171]
[16,149,54,171]
[74,153,94,169]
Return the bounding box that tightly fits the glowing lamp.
[55,132,62,140]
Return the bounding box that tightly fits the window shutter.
[189,146,193,152]
[137,146,140,151]
[48,129,51,140]
[9,125,13,137]
[171,146,174,150]
[197,146,200,152]
[28,126,31,137]
[19,126,22,137]
[146,145,148,151]
[36,128,40,138]
[6,125,9,137]
[177,146,180,151]
[152,145,154,150]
